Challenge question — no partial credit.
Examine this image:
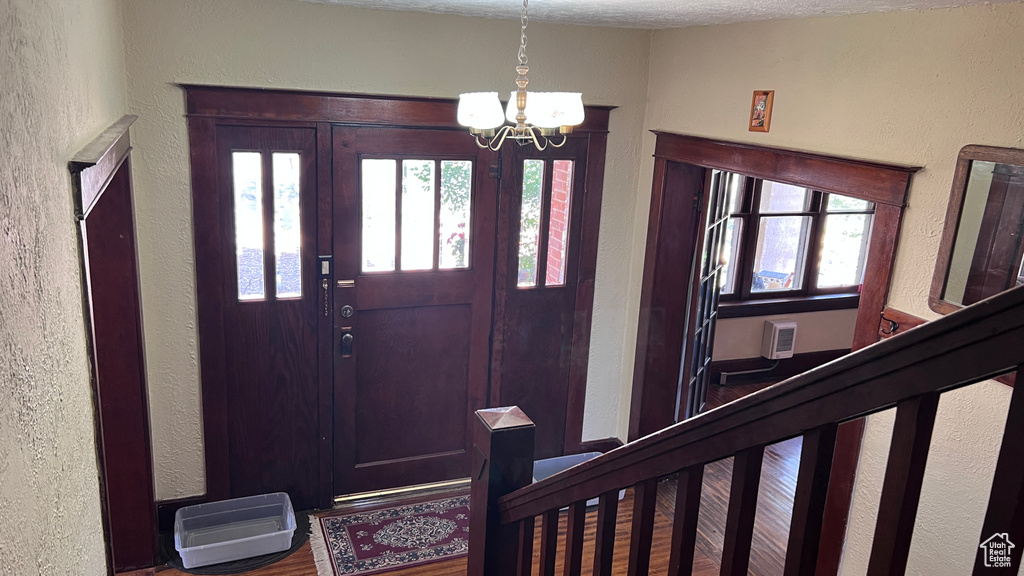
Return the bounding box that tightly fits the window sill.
[718,293,860,319]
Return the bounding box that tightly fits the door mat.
[310,495,471,576]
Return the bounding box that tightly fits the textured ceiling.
[301,0,999,28]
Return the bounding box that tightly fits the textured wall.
[644,5,1024,574]
[713,309,857,361]
[0,0,127,573]
[121,0,651,499]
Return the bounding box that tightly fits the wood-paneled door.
[208,125,322,510]
[331,126,499,494]
[492,138,590,459]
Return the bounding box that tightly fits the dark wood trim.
[188,115,232,504]
[69,115,137,219]
[315,122,335,509]
[717,294,860,319]
[651,132,920,207]
[72,118,157,572]
[181,84,613,134]
[709,349,850,387]
[563,131,609,454]
[929,145,1024,315]
[499,282,1024,521]
[629,159,707,441]
[878,306,1014,387]
[578,437,625,455]
[156,495,208,533]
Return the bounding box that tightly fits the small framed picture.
[749,90,774,132]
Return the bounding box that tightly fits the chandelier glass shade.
[456,0,584,151]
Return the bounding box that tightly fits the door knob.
[341,331,354,357]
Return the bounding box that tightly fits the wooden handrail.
[498,284,1024,523]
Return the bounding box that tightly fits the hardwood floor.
[156,383,799,576]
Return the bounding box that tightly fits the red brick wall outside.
[546,161,573,286]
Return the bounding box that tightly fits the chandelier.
[457,0,584,151]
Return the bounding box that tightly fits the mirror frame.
[929,144,1024,314]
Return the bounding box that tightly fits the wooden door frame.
[180,85,612,513]
[628,131,921,575]
[70,115,158,572]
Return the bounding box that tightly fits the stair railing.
[469,284,1024,576]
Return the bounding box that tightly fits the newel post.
[468,406,536,576]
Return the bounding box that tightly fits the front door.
[332,126,498,494]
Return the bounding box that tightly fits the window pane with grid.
[233,151,265,301]
[361,159,397,272]
[439,161,472,269]
[760,180,811,213]
[518,159,545,287]
[751,216,812,292]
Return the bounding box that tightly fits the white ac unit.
[761,321,797,360]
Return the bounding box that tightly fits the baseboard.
[157,495,207,533]
[710,349,850,386]
[578,437,624,454]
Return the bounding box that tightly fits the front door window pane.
[401,160,435,271]
[233,151,265,301]
[545,160,574,286]
[751,216,812,292]
[818,214,872,288]
[439,161,472,269]
[518,159,545,287]
[760,181,811,213]
[273,153,301,299]
[362,159,397,272]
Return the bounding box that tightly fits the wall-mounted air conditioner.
[761,321,797,360]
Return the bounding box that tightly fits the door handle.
[340,329,354,358]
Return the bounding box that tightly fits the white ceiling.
[301,0,998,29]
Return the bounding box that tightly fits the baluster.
[667,465,704,576]
[784,423,838,576]
[973,365,1024,576]
[627,479,659,576]
[540,508,560,576]
[720,445,765,576]
[468,407,536,576]
[518,517,535,576]
[866,393,940,576]
[564,501,587,576]
[593,491,619,576]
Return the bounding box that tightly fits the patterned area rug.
[310,495,470,575]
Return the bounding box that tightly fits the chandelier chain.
[518,0,528,65]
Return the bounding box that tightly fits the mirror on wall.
[930,145,1024,314]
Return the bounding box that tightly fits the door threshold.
[333,478,470,507]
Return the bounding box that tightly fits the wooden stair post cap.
[476,406,535,430]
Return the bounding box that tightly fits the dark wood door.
[332,126,498,494]
[679,170,732,419]
[492,139,589,459]
[213,125,321,510]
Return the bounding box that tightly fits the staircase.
[467,284,1024,576]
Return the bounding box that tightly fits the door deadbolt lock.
[340,305,354,318]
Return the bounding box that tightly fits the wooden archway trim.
[632,131,921,576]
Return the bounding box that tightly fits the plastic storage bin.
[533,452,625,507]
[174,492,296,569]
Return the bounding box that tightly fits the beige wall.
[644,4,1024,574]
[712,309,857,361]
[0,0,127,572]
[122,0,652,499]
